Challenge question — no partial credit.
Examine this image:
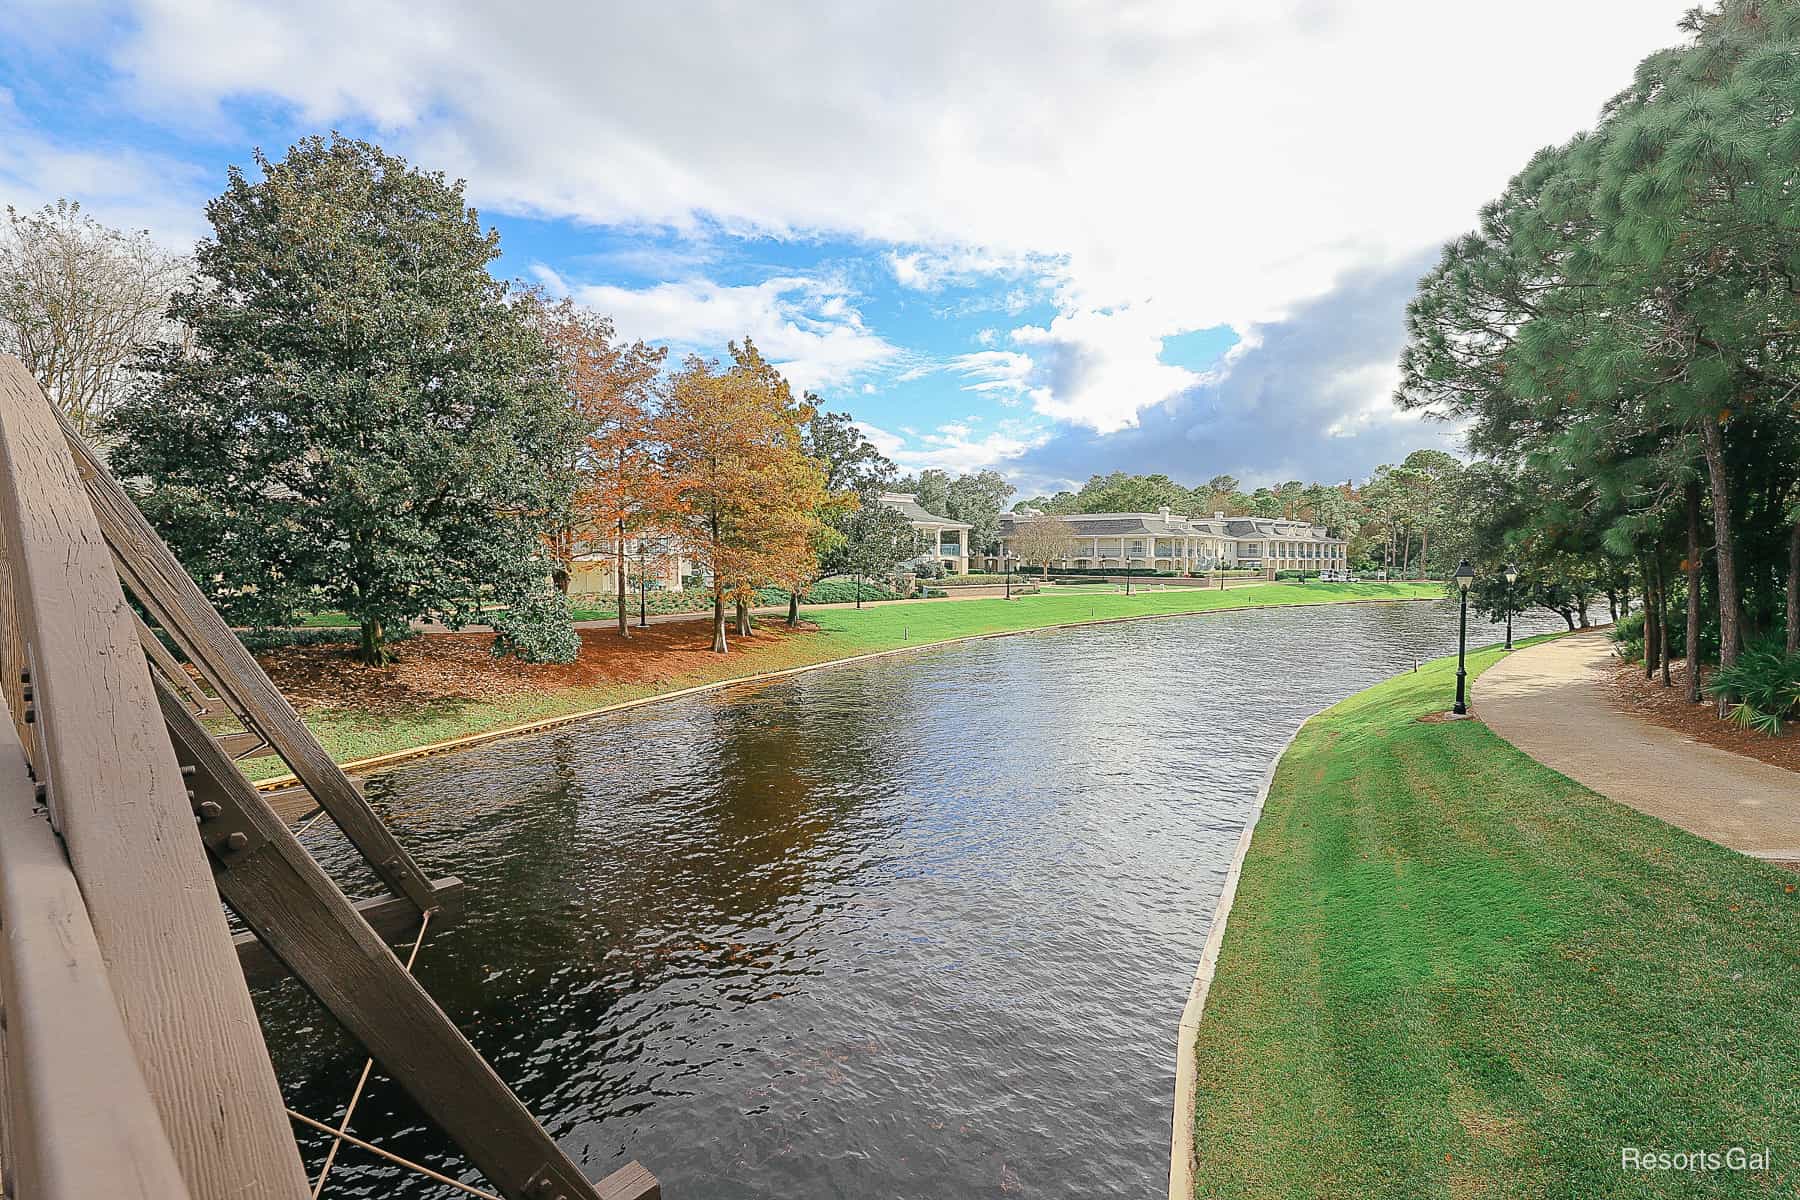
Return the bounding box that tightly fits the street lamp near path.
[1453,559,1476,715]
[1503,562,1519,651]
[637,539,650,629]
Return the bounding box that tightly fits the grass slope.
[1191,638,1800,1198]
[253,582,1438,777]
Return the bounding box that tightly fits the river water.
[258,599,1565,1199]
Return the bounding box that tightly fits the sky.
[0,0,1696,495]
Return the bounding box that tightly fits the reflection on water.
[258,600,1565,1198]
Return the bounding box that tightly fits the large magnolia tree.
[109,134,582,666]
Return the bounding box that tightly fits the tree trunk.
[1699,415,1742,676]
[1787,516,1799,656]
[356,617,391,667]
[552,566,570,595]
[712,589,728,653]
[1419,525,1429,580]
[787,587,801,627]
[735,595,751,637]
[1657,556,1673,688]
[1607,588,1618,624]
[1685,481,1704,703]
[1559,607,1575,631]
[1642,563,1659,679]
[616,518,630,639]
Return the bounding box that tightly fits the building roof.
[998,508,1345,544]
[878,492,972,529]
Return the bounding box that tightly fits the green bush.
[1706,638,1800,736]
[802,580,900,604]
[1610,611,1646,662]
[490,584,579,664]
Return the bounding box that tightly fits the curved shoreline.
[255,594,1442,789]
[1167,720,1302,1200]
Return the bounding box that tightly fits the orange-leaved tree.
[660,339,827,652]
[531,296,667,638]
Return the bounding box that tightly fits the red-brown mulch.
[258,621,818,714]
[1602,656,1800,775]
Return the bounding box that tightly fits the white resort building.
[877,491,974,574]
[980,508,1348,575]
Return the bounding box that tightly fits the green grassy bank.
[1189,639,1800,1198]
[254,582,1439,778]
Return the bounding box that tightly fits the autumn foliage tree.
[661,339,828,652]
[528,295,667,637]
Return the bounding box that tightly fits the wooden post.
[160,681,655,1200]
[0,355,310,1199]
[0,719,194,1200]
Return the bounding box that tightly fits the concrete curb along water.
[254,594,1436,791]
[1168,720,1306,1200]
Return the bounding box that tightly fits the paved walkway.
[1479,630,1800,860]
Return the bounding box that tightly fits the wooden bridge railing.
[0,355,658,1200]
[0,355,311,1197]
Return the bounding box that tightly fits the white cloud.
[0,88,210,248]
[569,274,901,394]
[25,0,1695,441]
[861,419,1050,477]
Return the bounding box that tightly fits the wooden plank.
[60,411,439,913]
[235,876,465,989]
[0,355,311,1200]
[132,609,214,712]
[160,680,652,1200]
[217,728,271,758]
[0,719,194,1200]
[595,1161,661,1200]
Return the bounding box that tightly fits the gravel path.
[1479,630,1800,861]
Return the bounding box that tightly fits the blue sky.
[0,0,1695,496]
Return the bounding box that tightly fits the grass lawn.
[247,581,1440,778]
[1189,638,1800,1198]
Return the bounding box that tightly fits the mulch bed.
[258,620,818,715]
[1602,655,1800,775]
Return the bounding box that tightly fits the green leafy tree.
[109,134,581,665]
[895,467,1014,553]
[793,407,909,623]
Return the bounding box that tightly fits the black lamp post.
[1503,562,1519,651]
[637,539,650,628]
[1453,559,1475,715]
[1005,567,1012,599]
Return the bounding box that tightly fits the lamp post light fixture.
[1503,562,1519,651]
[1453,559,1476,715]
[637,539,650,629]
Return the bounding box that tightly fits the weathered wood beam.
[0,719,194,1200]
[235,876,464,989]
[131,608,214,713]
[0,355,311,1199]
[61,414,439,914]
[160,679,655,1200]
